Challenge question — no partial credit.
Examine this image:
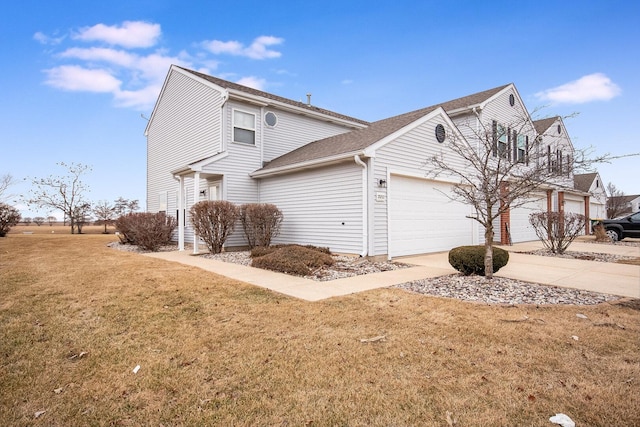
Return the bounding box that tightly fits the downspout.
[173,175,185,251]
[354,155,368,257]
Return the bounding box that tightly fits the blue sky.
[2,0,639,218]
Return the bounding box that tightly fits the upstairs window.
[516,134,526,163]
[497,124,508,158]
[233,110,256,144]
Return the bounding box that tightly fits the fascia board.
[170,151,229,175]
[250,150,365,178]
[228,90,367,129]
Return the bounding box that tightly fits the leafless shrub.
[529,211,586,254]
[189,201,240,254]
[593,222,611,243]
[115,212,177,251]
[240,203,283,249]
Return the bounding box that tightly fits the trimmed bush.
[0,203,21,237]
[189,200,240,254]
[115,212,177,251]
[448,245,509,276]
[251,245,334,276]
[240,203,283,249]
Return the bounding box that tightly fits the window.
[264,111,278,127]
[516,134,526,162]
[435,124,446,143]
[233,110,256,144]
[158,191,167,214]
[497,124,508,158]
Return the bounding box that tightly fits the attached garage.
[565,194,585,217]
[509,194,546,243]
[388,175,475,257]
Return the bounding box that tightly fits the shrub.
[115,212,177,251]
[593,222,611,243]
[0,203,21,237]
[240,203,283,249]
[189,200,240,254]
[251,245,334,276]
[448,245,509,276]
[529,211,586,254]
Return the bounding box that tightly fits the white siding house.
[146,65,606,258]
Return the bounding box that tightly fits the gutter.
[250,150,366,178]
[354,155,368,257]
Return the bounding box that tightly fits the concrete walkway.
[144,239,640,301]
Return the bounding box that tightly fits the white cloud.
[535,73,621,104]
[202,35,283,59]
[235,76,267,90]
[37,20,278,110]
[341,79,354,85]
[60,47,137,67]
[33,31,65,45]
[74,21,161,48]
[115,84,163,109]
[44,65,121,92]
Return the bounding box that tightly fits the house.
[574,172,607,226]
[146,65,601,258]
[607,194,640,217]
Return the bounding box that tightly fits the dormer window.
[233,109,256,144]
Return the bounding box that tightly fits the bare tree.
[26,162,91,234]
[72,202,92,234]
[606,182,627,219]
[47,215,57,226]
[425,114,608,278]
[93,200,116,233]
[0,203,21,237]
[114,197,140,217]
[33,216,45,226]
[0,174,17,203]
[23,217,32,226]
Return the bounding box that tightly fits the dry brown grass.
[1,234,639,426]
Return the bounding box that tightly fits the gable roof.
[254,84,511,174]
[533,117,559,135]
[177,66,369,126]
[574,172,599,192]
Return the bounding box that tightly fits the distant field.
[9,224,115,235]
[1,233,639,426]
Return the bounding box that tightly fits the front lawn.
[1,234,638,426]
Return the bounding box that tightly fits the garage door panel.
[389,176,474,257]
[510,194,546,243]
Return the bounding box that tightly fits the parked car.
[600,211,640,241]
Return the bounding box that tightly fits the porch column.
[584,195,590,234]
[193,172,200,254]
[178,175,185,251]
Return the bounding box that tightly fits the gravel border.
[110,242,629,306]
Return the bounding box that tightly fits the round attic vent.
[435,124,446,143]
[265,111,278,127]
[509,94,515,106]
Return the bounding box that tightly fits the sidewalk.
[144,240,640,301]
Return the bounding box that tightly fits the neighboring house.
[574,172,608,225]
[608,195,640,217]
[146,65,599,258]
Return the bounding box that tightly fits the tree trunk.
[484,224,494,279]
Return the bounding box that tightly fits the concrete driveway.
[399,240,640,299]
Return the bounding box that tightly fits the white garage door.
[389,175,474,257]
[565,196,584,216]
[509,194,546,243]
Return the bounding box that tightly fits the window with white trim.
[497,124,508,158]
[516,134,526,163]
[233,109,256,144]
